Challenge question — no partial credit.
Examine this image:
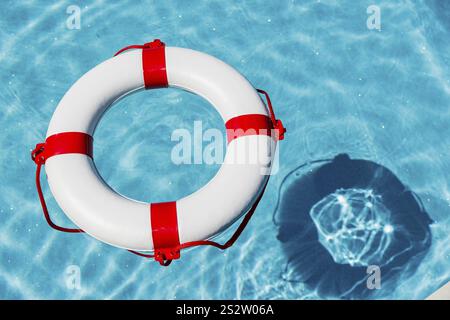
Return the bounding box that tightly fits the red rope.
[257,89,277,126]
[34,156,84,233]
[114,44,148,57]
[113,39,165,57]
[257,89,286,140]
[179,179,268,251]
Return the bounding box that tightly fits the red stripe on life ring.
[150,201,181,264]
[33,132,93,164]
[142,39,168,89]
[225,114,274,143]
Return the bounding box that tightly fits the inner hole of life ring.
[93,87,225,203]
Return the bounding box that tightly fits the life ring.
[31,40,285,265]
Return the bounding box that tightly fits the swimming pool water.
[0,0,449,299]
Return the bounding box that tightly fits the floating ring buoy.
[31,40,285,265]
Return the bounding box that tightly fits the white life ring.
[32,40,285,264]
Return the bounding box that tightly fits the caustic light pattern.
[310,188,393,267]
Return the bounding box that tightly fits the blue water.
[0,0,449,299]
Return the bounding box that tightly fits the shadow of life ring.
[273,153,432,299]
